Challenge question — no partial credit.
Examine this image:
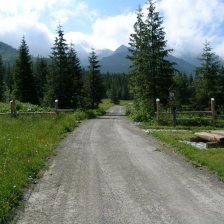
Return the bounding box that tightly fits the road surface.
[16,106,224,224]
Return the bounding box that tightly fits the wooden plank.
[57,109,74,112]
[210,130,224,136]
[18,112,55,115]
[195,132,224,142]
[0,113,11,116]
[177,111,211,114]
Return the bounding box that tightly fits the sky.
[0,0,224,59]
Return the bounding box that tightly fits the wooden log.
[156,98,160,123]
[194,132,224,142]
[177,111,211,114]
[57,109,74,112]
[210,130,224,136]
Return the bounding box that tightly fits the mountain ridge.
[0,41,197,75]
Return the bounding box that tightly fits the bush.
[127,105,151,122]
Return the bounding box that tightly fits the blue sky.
[0,0,224,59]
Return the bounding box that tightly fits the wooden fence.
[155,98,216,127]
[0,99,74,117]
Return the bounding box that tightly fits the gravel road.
[16,106,224,224]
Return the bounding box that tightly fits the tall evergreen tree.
[67,44,83,108]
[84,49,104,108]
[194,41,220,109]
[0,55,4,101]
[13,36,38,104]
[129,0,174,114]
[44,25,71,108]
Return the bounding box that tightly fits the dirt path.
[16,106,224,224]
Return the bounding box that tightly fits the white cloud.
[157,0,224,58]
[0,15,54,55]
[1,0,224,60]
[65,13,136,51]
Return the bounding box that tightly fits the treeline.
[102,73,130,103]
[0,26,130,109]
[128,0,224,120]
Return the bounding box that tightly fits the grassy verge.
[0,102,110,223]
[152,131,224,182]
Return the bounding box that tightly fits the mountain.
[96,49,113,60]
[98,45,197,75]
[167,55,196,75]
[99,45,131,74]
[0,41,18,64]
[0,41,197,75]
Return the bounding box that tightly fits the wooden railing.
[155,98,216,127]
[0,99,74,117]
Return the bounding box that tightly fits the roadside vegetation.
[0,100,112,223]
[152,131,224,182]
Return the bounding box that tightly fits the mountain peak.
[113,45,129,55]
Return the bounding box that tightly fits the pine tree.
[129,0,174,115]
[0,55,4,101]
[194,41,220,109]
[67,44,83,108]
[84,49,104,108]
[13,36,38,104]
[44,25,70,108]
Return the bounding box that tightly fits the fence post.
[211,98,215,127]
[156,98,160,124]
[55,99,59,114]
[10,100,16,117]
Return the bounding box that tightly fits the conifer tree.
[44,25,70,107]
[85,49,104,108]
[13,36,38,104]
[194,41,220,109]
[67,44,83,108]
[129,0,174,114]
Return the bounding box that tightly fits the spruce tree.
[67,44,83,108]
[85,49,104,108]
[13,36,38,104]
[129,0,174,115]
[44,25,70,108]
[194,41,220,109]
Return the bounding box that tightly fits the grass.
[152,131,224,182]
[0,101,111,223]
